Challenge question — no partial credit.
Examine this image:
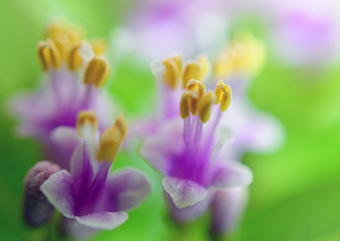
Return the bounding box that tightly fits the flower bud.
[23,161,61,227]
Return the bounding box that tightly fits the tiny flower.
[11,21,115,169]
[23,161,61,227]
[139,55,253,224]
[40,112,151,239]
[269,0,340,67]
[110,0,229,63]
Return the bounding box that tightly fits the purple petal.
[210,161,253,189]
[69,143,94,198]
[62,217,98,240]
[210,187,249,236]
[105,168,152,212]
[139,118,183,173]
[163,176,207,209]
[40,170,76,218]
[244,112,285,153]
[49,127,81,169]
[75,212,128,230]
[165,190,214,223]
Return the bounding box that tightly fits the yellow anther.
[213,32,266,78]
[215,80,232,112]
[186,79,206,99]
[37,39,62,71]
[182,61,205,88]
[65,43,82,71]
[198,91,216,123]
[84,56,110,88]
[163,55,182,89]
[46,21,85,58]
[91,37,108,56]
[96,114,128,162]
[180,90,199,119]
[76,111,98,137]
[213,48,233,78]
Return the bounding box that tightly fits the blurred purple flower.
[11,22,115,169]
[111,0,229,63]
[270,1,340,66]
[41,112,151,239]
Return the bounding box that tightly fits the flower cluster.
[135,33,283,236]
[12,21,115,169]
[17,22,151,239]
[15,20,284,240]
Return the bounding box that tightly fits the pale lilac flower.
[111,0,229,63]
[23,161,61,227]
[138,56,253,226]
[11,22,115,169]
[270,0,340,66]
[40,112,151,239]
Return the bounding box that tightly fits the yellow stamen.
[198,91,216,123]
[180,90,199,119]
[96,114,128,161]
[37,39,62,71]
[213,32,266,78]
[65,43,82,71]
[186,79,206,99]
[163,55,182,89]
[76,111,98,137]
[84,56,110,88]
[182,61,204,88]
[213,47,233,78]
[91,37,108,56]
[215,80,232,112]
[46,21,85,58]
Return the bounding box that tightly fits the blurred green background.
[1,0,340,240]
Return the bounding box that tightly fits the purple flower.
[111,0,229,63]
[11,22,115,169]
[40,111,151,239]
[138,55,253,225]
[23,161,61,227]
[270,2,340,66]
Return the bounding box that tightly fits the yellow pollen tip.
[46,21,85,59]
[37,39,62,71]
[163,55,182,89]
[84,56,110,88]
[198,91,216,123]
[182,61,204,88]
[213,32,266,78]
[91,37,108,56]
[96,114,128,162]
[180,90,199,119]
[215,80,232,112]
[186,79,206,99]
[76,111,98,137]
[65,43,82,71]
